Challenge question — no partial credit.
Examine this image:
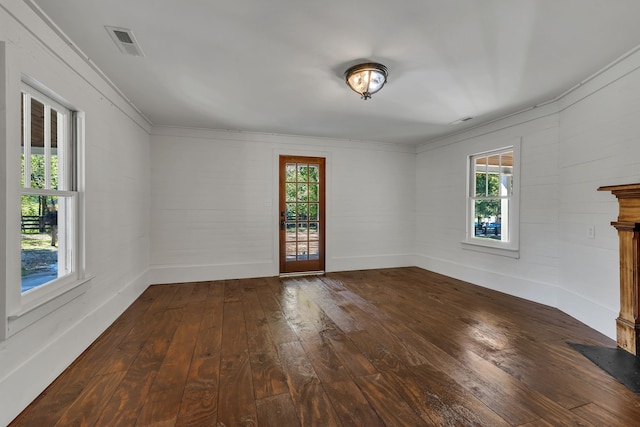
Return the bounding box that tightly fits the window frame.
[463,141,520,258]
[5,78,89,338]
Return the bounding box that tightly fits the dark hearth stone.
[569,342,640,396]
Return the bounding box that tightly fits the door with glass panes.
[279,156,325,274]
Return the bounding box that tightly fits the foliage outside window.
[468,147,516,250]
[21,83,77,294]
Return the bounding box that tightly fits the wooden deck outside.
[10,267,640,426]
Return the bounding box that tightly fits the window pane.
[487,173,500,197]
[50,109,60,190]
[474,157,487,196]
[21,195,57,292]
[473,199,504,241]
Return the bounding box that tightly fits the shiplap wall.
[0,1,151,424]
[416,48,640,339]
[149,127,416,283]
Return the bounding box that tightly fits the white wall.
[0,1,151,424]
[149,127,416,283]
[416,48,640,340]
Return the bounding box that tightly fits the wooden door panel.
[279,156,325,274]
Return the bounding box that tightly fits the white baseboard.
[413,254,616,341]
[149,261,277,284]
[0,269,150,427]
[327,253,415,273]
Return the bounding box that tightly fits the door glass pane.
[286,163,296,182]
[309,165,319,182]
[297,222,308,241]
[309,203,318,221]
[286,203,296,221]
[286,241,296,260]
[297,203,308,221]
[309,241,319,259]
[297,184,308,202]
[297,243,308,260]
[286,183,296,202]
[309,222,319,240]
[297,164,309,182]
[309,184,318,202]
[286,222,296,241]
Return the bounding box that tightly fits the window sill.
[461,240,520,259]
[7,276,94,337]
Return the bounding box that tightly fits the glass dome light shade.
[344,63,388,100]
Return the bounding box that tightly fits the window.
[20,82,78,294]
[465,144,519,257]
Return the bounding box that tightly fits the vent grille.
[106,26,145,57]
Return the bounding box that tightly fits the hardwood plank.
[242,285,278,355]
[385,363,511,426]
[278,341,341,426]
[249,352,289,399]
[135,301,202,425]
[220,301,249,357]
[217,352,257,427]
[95,308,184,426]
[53,371,126,427]
[347,329,403,372]
[255,393,300,427]
[300,337,350,384]
[355,373,427,426]
[322,380,386,427]
[571,403,630,427]
[175,355,219,426]
[322,331,377,377]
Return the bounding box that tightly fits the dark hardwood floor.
[10,267,640,426]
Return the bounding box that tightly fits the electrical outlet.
[587,225,595,239]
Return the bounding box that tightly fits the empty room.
[3,0,640,425]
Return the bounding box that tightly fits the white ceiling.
[29,0,640,145]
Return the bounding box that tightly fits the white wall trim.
[413,254,616,341]
[328,254,415,273]
[0,269,150,427]
[151,125,418,154]
[150,262,277,284]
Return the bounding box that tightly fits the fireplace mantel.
[598,183,640,355]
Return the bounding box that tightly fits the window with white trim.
[466,144,519,256]
[20,82,78,294]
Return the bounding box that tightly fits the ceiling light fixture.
[344,62,388,100]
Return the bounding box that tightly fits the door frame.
[273,149,330,275]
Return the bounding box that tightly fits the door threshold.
[279,271,325,278]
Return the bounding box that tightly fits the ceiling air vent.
[106,26,145,57]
